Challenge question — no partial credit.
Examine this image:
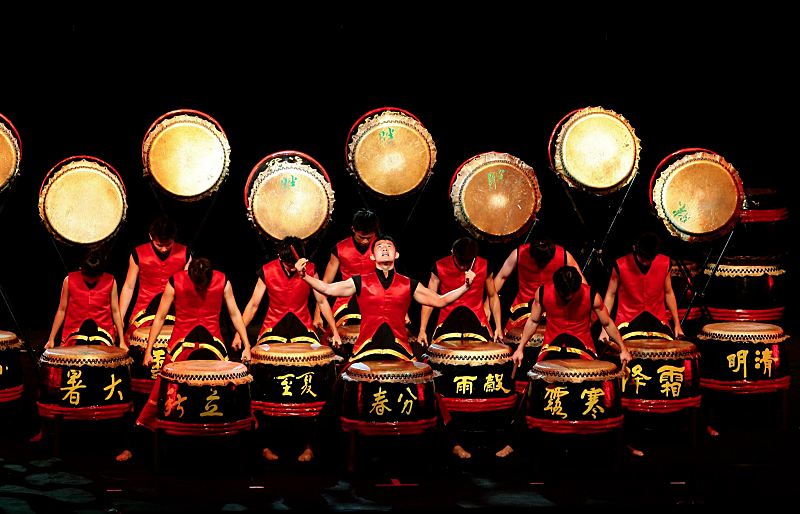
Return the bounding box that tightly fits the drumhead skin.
[40,345,132,367]
[652,151,744,242]
[39,157,127,245]
[554,107,640,195]
[0,113,21,193]
[245,151,334,240]
[346,108,436,197]
[450,152,541,241]
[143,110,230,201]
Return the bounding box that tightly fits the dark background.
[0,12,795,343]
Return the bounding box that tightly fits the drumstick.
[511,360,518,380]
[290,245,300,261]
[469,257,476,271]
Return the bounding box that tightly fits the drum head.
[698,322,786,343]
[346,109,436,197]
[160,360,251,385]
[251,342,335,366]
[529,358,620,383]
[245,151,334,240]
[344,360,433,383]
[40,345,132,366]
[652,152,743,242]
[143,110,230,201]
[450,152,541,241]
[39,157,127,245]
[0,330,21,350]
[130,325,173,344]
[427,340,511,366]
[0,114,21,193]
[625,338,698,359]
[554,107,640,195]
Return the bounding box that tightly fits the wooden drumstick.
[290,245,300,261]
[469,257,476,271]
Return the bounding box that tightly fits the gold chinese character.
[623,364,652,395]
[276,374,295,396]
[164,393,187,418]
[453,375,477,395]
[397,386,418,416]
[543,385,569,419]
[370,387,391,416]
[727,349,749,379]
[657,365,685,398]
[483,373,511,394]
[150,349,166,379]
[200,388,223,417]
[581,387,605,419]
[103,373,123,401]
[298,372,316,397]
[755,348,774,378]
[60,369,86,406]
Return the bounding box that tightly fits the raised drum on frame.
[0,113,21,194]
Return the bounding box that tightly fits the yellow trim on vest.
[170,340,228,361]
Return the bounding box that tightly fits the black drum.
[128,325,172,394]
[503,325,544,393]
[250,343,336,417]
[703,261,786,322]
[728,188,789,258]
[38,346,133,420]
[0,331,24,403]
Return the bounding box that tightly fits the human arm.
[296,258,357,297]
[117,255,139,325]
[593,293,631,367]
[511,295,542,368]
[225,281,251,362]
[313,253,340,328]
[46,276,69,349]
[412,270,475,308]
[485,273,503,342]
[110,281,127,351]
[312,272,341,347]
[493,249,518,294]
[142,283,174,367]
[233,277,266,348]
[664,271,684,338]
[417,272,440,346]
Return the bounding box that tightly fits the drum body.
[697,322,790,393]
[341,360,437,435]
[621,339,701,413]
[250,343,335,417]
[670,260,703,330]
[143,110,230,201]
[728,188,789,257]
[703,262,786,322]
[0,331,24,403]
[527,359,623,433]
[156,360,253,436]
[450,152,541,241]
[245,151,334,240]
[38,345,133,420]
[128,325,173,394]
[346,108,436,198]
[0,113,21,194]
[504,325,544,393]
[38,156,127,245]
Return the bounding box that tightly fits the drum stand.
[680,226,736,324]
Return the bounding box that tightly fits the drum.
[329,324,418,361]
[340,360,437,435]
[550,106,640,195]
[526,359,623,434]
[450,152,541,241]
[697,322,790,393]
[728,188,789,257]
[346,107,436,198]
[703,261,786,322]
[426,341,516,423]
[244,151,334,240]
[142,109,230,201]
[670,259,702,324]
[38,156,127,245]
[0,331,24,403]
[0,112,21,194]
[504,325,545,393]
[38,345,133,420]
[621,339,701,413]
[650,149,744,242]
[128,325,173,394]
[250,343,336,417]
[156,360,254,436]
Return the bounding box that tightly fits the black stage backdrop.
[0,14,795,343]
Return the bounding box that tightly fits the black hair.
[81,250,105,279]
[188,257,213,292]
[149,215,177,243]
[278,236,305,264]
[351,208,379,233]
[371,233,398,252]
[529,238,556,267]
[634,232,660,261]
[452,237,478,269]
[552,266,582,301]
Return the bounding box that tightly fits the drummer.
[601,232,684,341]
[297,235,475,362]
[494,237,584,332]
[418,237,502,345]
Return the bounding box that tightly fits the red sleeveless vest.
[435,255,488,326]
[353,272,412,355]
[333,237,375,313]
[62,271,115,343]
[514,244,565,306]
[130,242,188,324]
[541,282,595,353]
[615,253,670,325]
[259,259,315,333]
[170,270,226,347]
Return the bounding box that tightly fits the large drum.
[128,325,173,394]
[450,152,541,241]
[341,360,437,435]
[0,331,24,403]
[346,108,436,198]
[697,322,790,393]
[244,151,334,240]
[504,325,545,394]
[527,359,623,434]
[650,149,744,242]
[156,360,254,436]
[728,188,789,258]
[0,112,21,194]
[703,261,787,322]
[142,109,230,201]
[621,339,701,413]
[550,106,640,195]
[250,343,335,417]
[38,345,133,420]
[38,156,127,245]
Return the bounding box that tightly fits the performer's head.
[80,250,105,279]
[149,215,177,254]
[633,232,660,267]
[530,238,556,267]
[278,236,305,267]
[452,237,478,271]
[188,257,213,292]
[351,208,379,251]
[370,234,399,267]
[553,265,582,302]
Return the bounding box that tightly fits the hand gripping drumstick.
[290,245,304,275]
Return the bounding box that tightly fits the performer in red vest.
[45,251,125,349]
[602,232,684,341]
[118,216,190,338]
[511,266,631,367]
[494,237,584,331]
[315,208,379,328]
[298,235,475,362]
[418,237,502,345]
